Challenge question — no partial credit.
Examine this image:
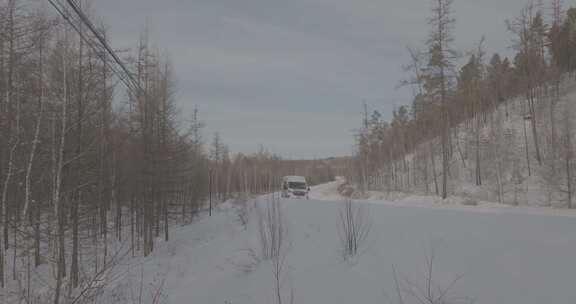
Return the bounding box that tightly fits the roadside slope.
[103,183,576,304]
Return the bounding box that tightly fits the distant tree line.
[353,0,576,208]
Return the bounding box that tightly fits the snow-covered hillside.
[99,181,576,304]
[363,77,576,209]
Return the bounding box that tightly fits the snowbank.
[109,185,576,304]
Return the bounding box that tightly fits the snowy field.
[128,180,576,304]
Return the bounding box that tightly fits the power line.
[47,0,138,95]
[64,0,141,92]
[45,0,141,96]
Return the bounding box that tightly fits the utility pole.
[209,168,212,216]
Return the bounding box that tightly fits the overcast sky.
[90,0,574,159]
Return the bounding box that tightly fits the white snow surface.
[315,178,576,217]
[125,180,576,304]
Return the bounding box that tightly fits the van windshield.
[288,182,307,190]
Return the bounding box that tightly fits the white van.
[281,176,310,199]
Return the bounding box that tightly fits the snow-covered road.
[131,182,576,304]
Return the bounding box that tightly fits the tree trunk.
[53,43,69,304]
[70,20,85,287]
[564,108,573,209]
[475,114,482,186]
[523,110,532,177]
[430,143,439,196]
[529,90,542,165]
